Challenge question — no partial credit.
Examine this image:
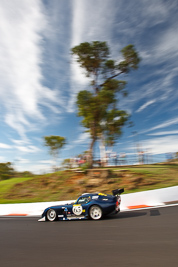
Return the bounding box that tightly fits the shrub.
[0,162,15,180]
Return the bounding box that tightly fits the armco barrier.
[0,186,178,216]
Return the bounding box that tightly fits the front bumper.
[38,216,46,222]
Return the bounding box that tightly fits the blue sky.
[0,0,178,173]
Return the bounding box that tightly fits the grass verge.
[0,164,177,204]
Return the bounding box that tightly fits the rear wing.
[112,188,124,196]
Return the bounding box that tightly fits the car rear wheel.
[89,205,102,220]
[46,209,57,221]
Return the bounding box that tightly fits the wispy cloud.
[0,0,60,138]
[0,143,11,149]
[11,138,41,154]
[39,160,53,164]
[141,117,178,134]
[126,135,178,155]
[142,135,178,155]
[11,139,30,146]
[14,145,41,153]
[15,157,30,164]
[73,132,90,145]
[64,131,90,152]
[0,156,6,162]
[136,100,156,113]
[148,130,178,136]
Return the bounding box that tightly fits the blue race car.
[38,188,124,221]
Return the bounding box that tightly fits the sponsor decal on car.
[92,196,99,199]
[72,205,83,215]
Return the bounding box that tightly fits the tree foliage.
[43,136,66,168]
[71,41,140,166]
[61,158,71,169]
[0,162,15,180]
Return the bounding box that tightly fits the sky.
[0,0,178,173]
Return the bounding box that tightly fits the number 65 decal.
[72,205,83,215]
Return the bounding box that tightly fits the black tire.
[89,205,102,220]
[46,209,57,221]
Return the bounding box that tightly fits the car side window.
[77,196,91,204]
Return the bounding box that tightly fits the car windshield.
[77,196,91,204]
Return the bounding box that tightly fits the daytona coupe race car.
[38,188,124,221]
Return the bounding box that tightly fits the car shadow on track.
[105,210,147,220]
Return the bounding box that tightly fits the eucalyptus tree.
[43,135,66,170]
[71,41,140,167]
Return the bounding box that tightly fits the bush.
[19,171,34,177]
[80,162,90,172]
[0,162,15,180]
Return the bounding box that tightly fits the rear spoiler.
[112,188,124,196]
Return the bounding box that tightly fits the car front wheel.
[46,209,57,221]
[89,205,102,220]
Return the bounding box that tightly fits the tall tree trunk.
[52,153,58,172]
[99,134,107,167]
[88,137,96,168]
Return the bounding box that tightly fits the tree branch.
[99,71,123,88]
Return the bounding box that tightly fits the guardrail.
[0,186,177,216]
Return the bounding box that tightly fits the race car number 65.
[72,205,83,215]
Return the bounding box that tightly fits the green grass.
[0,171,75,204]
[0,177,33,194]
[0,164,178,204]
[112,164,178,193]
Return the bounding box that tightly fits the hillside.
[0,164,178,204]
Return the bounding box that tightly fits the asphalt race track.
[0,206,178,267]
